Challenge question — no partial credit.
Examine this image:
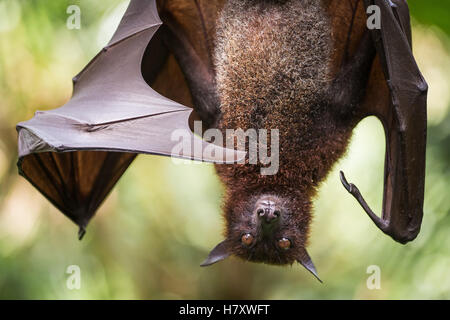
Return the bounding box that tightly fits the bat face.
[223,193,310,265]
[201,186,320,280]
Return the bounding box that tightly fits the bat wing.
[154,0,226,127]
[17,0,244,239]
[336,0,428,243]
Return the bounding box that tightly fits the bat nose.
[257,206,280,224]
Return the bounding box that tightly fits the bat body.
[213,0,349,273]
[17,0,427,281]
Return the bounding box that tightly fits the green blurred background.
[0,0,449,299]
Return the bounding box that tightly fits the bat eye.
[241,233,254,246]
[278,238,291,250]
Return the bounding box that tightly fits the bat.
[16,0,427,282]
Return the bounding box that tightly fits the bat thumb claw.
[339,170,351,192]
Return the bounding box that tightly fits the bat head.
[201,191,321,282]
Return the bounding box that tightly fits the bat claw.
[78,227,86,241]
[339,170,363,196]
[339,170,352,192]
[339,170,388,232]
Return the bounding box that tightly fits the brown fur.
[213,0,359,265]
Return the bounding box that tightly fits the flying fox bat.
[16,0,427,282]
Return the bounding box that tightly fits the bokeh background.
[0,0,449,299]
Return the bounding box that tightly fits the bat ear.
[200,240,231,267]
[297,248,322,283]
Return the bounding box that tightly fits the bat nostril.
[266,212,280,223]
[257,208,265,217]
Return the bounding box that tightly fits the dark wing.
[17,0,243,239]
[154,0,226,128]
[330,0,427,243]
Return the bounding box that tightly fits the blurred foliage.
[0,0,449,299]
[408,0,450,38]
